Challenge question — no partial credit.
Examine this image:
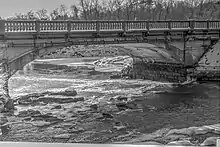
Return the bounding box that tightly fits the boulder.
[200,137,219,146]
[113,125,127,131]
[194,127,213,135]
[100,104,119,112]
[166,127,198,136]
[163,134,187,142]
[125,128,170,143]
[165,126,214,137]
[51,105,62,110]
[37,96,84,104]
[114,95,128,101]
[64,87,77,96]
[50,87,77,96]
[0,115,8,125]
[90,104,98,111]
[93,113,104,119]
[17,109,42,117]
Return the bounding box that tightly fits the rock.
[93,113,104,119]
[100,104,119,112]
[125,128,170,143]
[51,105,62,110]
[90,104,98,111]
[167,140,194,146]
[126,102,138,109]
[17,109,42,117]
[166,127,198,136]
[37,96,84,104]
[68,127,84,133]
[0,125,10,136]
[134,141,163,145]
[31,121,52,127]
[76,107,91,113]
[116,102,128,111]
[53,134,71,139]
[166,126,214,137]
[50,87,77,96]
[102,112,114,119]
[113,125,127,131]
[163,134,187,142]
[0,115,8,126]
[72,97,84,102]
[5,99,15,109]
[32,114,63,122]
[115,95,128,101]
[100,130,112,133]
[194,127,213,135]
[200,137,219,146]
[110,74,121,79]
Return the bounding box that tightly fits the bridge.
[0,19,220,111]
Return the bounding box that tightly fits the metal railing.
[0,20,220,34]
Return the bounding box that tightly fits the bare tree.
[117,0,125,20]
[70,5,79,19]
[36,8,49,20]
[5,0,219,21]
[50,8,59,20]
[59,5,69,20]
[79,0,89,20]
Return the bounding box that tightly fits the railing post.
[207,19,210,30]
[189,19,195,31]
[146,20,149,31]
[35,20,40,34]
[168,20,171,30]
[67,20,71,33]
[0,19,5,37]
[122,21,127,35]
[96,20,100,35]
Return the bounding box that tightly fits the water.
[5,57,220,143]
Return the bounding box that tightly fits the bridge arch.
[0,39,219,112]
[0,20,220,112]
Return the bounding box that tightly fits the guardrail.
[0,20,220,34]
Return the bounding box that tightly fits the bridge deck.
[1,20,220,39]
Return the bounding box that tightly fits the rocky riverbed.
[0,55,219,146]
[0,44,220,146]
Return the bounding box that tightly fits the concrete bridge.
[0,19,220,112]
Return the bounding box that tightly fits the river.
[1,56,219,144]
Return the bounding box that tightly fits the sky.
[0,0,78,18]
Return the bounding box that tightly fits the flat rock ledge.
[116,124,220,146]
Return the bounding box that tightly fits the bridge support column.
[182,31,195,67]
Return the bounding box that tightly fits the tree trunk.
[0,62,14,112]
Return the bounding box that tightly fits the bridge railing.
[0,20,220,34]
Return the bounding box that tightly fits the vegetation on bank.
[1,0,220,20]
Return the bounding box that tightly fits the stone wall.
[194,41,220,81]
[131,62,187,83]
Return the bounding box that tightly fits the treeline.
[4,0,220,20]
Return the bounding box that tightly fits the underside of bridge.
[0,29,220,112]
